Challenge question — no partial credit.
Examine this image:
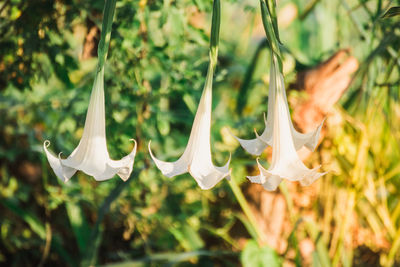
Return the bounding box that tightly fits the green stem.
[81,169,141,267]
[266,0,281,43]
[209,0,220,69]
[97,0,117,72]
[278,181,295,223]
[259,0,282,70]
[202,0,220,99]
[228,175,266,245]
[386,227,400,267]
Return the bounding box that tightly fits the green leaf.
[100,250,235,267]
[65,201,91,256]
[80,172,139,267]
[183,93,197,114]
[241,240,281,267]
[236,39,268,114]
[157,97,170,135]
[382,7,400,18]
[164,8,185,47]
[170,224,204,251]
[0,199,46,239]
[304,220,331,267]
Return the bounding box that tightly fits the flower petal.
[262,175,282,191]
[250,158,322,190]
[189,154,231,190]
[246,56,326,190]
[247,174,282,191]
[106,139,137,181]
[62,139,136,182]
[44,67,137,182]
[43,141,76,182]
[233,114,272,156]
[275,70,324,151]
[299,166,327,186]
[247,160,282,191]
[291,119,325,151]
[148,141,189,178]
[234,135,268,156]
[62,135,112,180]
[269,62,325,182]
[256,156,321,182]
[149,63,230,189]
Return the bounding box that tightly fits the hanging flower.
[149,64,230,190]
[239,57,325,190]
[234,60,323,156]
[44,67,136,182]
[149,0,229,190]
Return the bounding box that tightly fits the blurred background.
[1,0,400,266]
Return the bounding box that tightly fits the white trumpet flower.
[44,67,136,182]
[149,65,231,190]
[234,59,324,156]
[244,58,325,190]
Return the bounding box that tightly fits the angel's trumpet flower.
[149,64,230,189]
[234,58,323,156]
[44,67,136,182]
[239,57,325,190]
[149,0,229,189]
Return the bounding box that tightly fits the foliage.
[241,240,281,267]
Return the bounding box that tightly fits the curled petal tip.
[227,128,236,138]
[44,140,51,148]
[302,119,325,152]
[129,138,137,145]
[225,152,232,166]
[224,155,232,181]
[253,128,260,137]
[43,144,75,183]
[130,138,137,153]
[148,141,156,159]
[228,130,247,147]
[227,128,243,141]
[263,112,267,124]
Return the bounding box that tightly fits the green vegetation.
[0,0,400,266]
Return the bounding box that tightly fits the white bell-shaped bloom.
[234,59,324,156]
[44,67,136,182]
[149,64,231,190]
[245,59,326,190]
